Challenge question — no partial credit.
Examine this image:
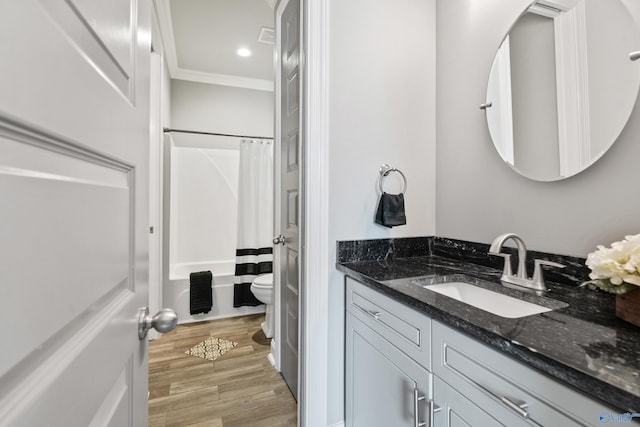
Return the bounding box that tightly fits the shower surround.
[165,145,264,323]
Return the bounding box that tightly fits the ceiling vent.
[258,27,275,44]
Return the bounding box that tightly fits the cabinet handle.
[454,368,530,421]
[413,388,426,427]
[428,399,442,427]
[363,309,381,320]
[501,396,529,418]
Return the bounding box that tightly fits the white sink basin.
[424,281,552,319]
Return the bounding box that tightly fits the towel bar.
[379,164,407,194]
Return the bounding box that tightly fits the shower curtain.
[233,139,274,307]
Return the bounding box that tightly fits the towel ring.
[379,164,407,194]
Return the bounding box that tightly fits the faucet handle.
[489,252,513,278]
[532,259,565,288]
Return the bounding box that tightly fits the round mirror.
[484,0,640,181]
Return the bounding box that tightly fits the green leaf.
[581,279,638,294]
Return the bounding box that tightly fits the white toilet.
[250,273,274,338]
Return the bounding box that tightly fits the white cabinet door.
[432,377,502,427]
[0,1,151,425]
[346,313,432,427]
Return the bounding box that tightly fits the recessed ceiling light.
[237,48,252,57]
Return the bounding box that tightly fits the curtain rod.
[163,128,273,140]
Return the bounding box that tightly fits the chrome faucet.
[488,233,564,292]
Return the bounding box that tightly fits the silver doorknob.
[138,307,178,339]
[273,235,286,245]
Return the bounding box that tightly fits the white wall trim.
[152,0,178,72]
[301,0,329,425]
[273,0,285,375]
[153,0,274,92]
[172,68,274,92]
[535,0,580,12]
[268,338,277,367]
[148,50,163,341]
[528,3,561,18]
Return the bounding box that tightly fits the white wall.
[323,0,640,424]
[150,8,171,337]
[161,57,171,128]
[327,0,437,422]
[510,13,560,178]
[167,80,274,263]
[169,147,239,265]
[436,0,640,257]
[171,80,274,139]
[585,0,640,157]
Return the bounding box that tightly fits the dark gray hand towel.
[375,192,406,228]
[190,271,213,315]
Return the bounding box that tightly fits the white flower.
[586,234,640,288]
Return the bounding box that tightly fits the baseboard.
[328,421,345,427]
[269,338,279,370]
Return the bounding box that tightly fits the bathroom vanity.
[338,237,640,427]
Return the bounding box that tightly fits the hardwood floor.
[149,314,297,427]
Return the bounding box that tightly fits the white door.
[0,1,152,425]
[275,0,301,401]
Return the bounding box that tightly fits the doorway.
[148,0,302,420]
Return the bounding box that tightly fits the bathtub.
[165,260,265,324]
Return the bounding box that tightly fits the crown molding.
[172,68,274,92]
[153,0,178,71]
[153,0,274,92]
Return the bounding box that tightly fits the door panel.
[277,0,301,400]
[346,313,432,427]
[0,133,132,378]
[287,131,299,172]
[37,0,136,98]
[90,366,131,427]
[0,0,149,151]
[0,0,150,425]
[433,377,502,427]
[285,246,299,358]
[287,189,298,228]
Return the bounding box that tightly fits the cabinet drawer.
[433,321,617,427]
[346,277,431,370]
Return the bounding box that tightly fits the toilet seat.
[253,273,273,287]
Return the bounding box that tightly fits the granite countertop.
[336,237,640,413]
